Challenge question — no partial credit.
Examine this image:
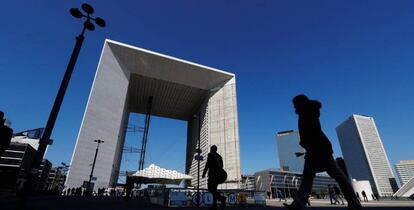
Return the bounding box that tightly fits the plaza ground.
[267,198,414,208]
[0,195,413,210]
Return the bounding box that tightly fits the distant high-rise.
[336,114,397,196]
[276,130,305,173]
[395,160,414,186]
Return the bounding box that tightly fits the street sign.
[227,193,237,205]
[192,192,203,205]
[254,192,266,205]
[194,155,204,161]
[91,176,98,181]
[169,191,187,206]
[203,192,213,205]
[82,181,94,191]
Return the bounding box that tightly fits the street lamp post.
[19,4,106,205]
[283,175,287,199]
[193,114,203,207]
[29,3,106,185]
[89,139,104,187]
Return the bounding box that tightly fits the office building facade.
[241,175,256,191]
[0,142,50,191]
[336,114,397,196]
[276,130,305,173]
[254,169,338,196]
[395,160,414,186]
[46,167,67,191]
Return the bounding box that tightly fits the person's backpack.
[213,153,227,184]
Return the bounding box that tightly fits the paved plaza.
[1,195,413,210]
[267,199,414,208]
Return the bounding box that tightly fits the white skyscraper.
[336,114,397,197]
[395,160,414,186]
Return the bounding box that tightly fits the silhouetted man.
[361,190,368,202]
[328,184,335,204]
[283,95,362,210]
[0,111,13,156]
[277,189,286,202]
[125,176,134,202]
[202,145,227,210]
[373,192,380,201]
[356,192,361,201]
[334,185,345,205]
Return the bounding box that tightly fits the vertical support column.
[138,96,153,171]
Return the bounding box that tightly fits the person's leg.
[208,180,219,209]
[325,158,361,210]
[338,194,345,204]
[288,158,316,210]
[332,193,339,205]
[306,196,311,206]
[329,193,334,204]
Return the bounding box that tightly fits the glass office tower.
[276,130,305,173]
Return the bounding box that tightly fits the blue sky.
[1,1,414,178]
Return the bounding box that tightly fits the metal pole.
[196,112,201,207]
[89,140,101,183]
[287,176,291,198]
[138,96,153,170]
[17,4,105,207]
[32,34,85,177]
[283,175,287,200]
[20,35,85,205]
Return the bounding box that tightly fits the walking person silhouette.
[283,95,362,210]
[0,111,13,156]
[202,145,227,210]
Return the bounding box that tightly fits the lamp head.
[84,21,95,31]
[70,8,83,18]
[81,3,94,14]
[94,17,106,27]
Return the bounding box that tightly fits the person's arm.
[295,152,305,157]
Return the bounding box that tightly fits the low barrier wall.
[133,188,266,207]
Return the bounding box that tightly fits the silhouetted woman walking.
[283,95,362,210]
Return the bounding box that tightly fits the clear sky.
[1,1,414,179]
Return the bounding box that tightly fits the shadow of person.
[202,145,227,210]
[283,95,362,210]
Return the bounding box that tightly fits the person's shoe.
[283,203,300,210]
[348,206,362,210]
[348,203,363,210]
[220,196,226,209]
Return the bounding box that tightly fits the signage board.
[227,193,237,205]
[192,192,203,206]
[169,191,187,206]
[254,192,266,205]
[82,181,94,191]
[194,155,204,161]
[203,192,213,205]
